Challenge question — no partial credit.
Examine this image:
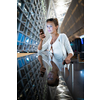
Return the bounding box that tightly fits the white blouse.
[37,33,74,60]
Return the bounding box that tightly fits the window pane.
[18,0,23,8]
[17,9,21,19]
[18,59,23,68]
[25,37,29,43]
[21,35,25,42]
[17,42,20,50]
[18,33,23,41]
[22,15,27,25]
[29,45,32,49]
[28,23,32,29]
[19,43,23,50]
[24,6,29,18]
[31,39,33,44]
[17,20,20,29]
[31,34,34,38]
[25,57,30,64]
[27,30,31,36]
[20,23,25,32]
[24,44,29,50]
[30,16,34,23]
[21,58,25,66]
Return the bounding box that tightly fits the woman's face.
[46,21,58,34]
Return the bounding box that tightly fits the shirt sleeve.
[63,34,74,56]
[37,38,50,53]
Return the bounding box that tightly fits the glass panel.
[30,39,33,44]
[27,30,31,36]
[21,35,25,42]
[18,33,23,41]
[29,45,32,49]
[23,78,28,86]
[25,37,29,43]
[24,83,30,95]
[17,82,23,94]
[29,72,33,78]
[28,23,32,29]
[30,16,34,23]
[22,15,27,25]
[24,44,29,50]
[17,42,20,50]
[21,58,25,66]
[31,34,34,38]
[28,65,31,71]
[24,6,29,18]
[18,59,23,68]
[17,9,21,19]
[19,91,26,100]
[20,69,25,78]
[18,0,23,8]
[19,43,23,50]
[20,23,25,32]
[17,20,20,29]
[26,57,30,64]
[17,71,21,82]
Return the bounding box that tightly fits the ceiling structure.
[53,0,72,27]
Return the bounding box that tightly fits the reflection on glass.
[22,15,27,25]
[27,30,31,36]
[29,45,32,49]
[20,69,25,77]
[18,0,22,8]
[31,34,34,38]
[18,32,22,41]
[28,23,32,29]
[25,37,29,43]
[20,23,24,31]
[17,9,21,19]
[19,43,23,50]
[17,20,20,29]
[30,16,34,24]
[24,6,29,18]
[24,44,29,50]
[17,42,20,50]
[21,35,25,42]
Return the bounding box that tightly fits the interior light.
[80,35,84,39]
[26,39,29,43]
[26,58,29,61]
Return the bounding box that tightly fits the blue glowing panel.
[18,60,23,68]
[25,57,30,64]
[18,33,23,41]
[21,58,25,66]
[25,37,29,43]
[21,35,25,42]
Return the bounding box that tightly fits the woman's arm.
[38,34,51,52]
[63,34,74,64]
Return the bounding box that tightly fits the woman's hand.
[39,32,46,40]
[63,57,71,65]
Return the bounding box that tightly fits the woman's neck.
[51,32,59,39]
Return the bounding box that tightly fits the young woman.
[38,18,74,64]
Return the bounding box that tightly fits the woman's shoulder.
[59,33,67,37]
